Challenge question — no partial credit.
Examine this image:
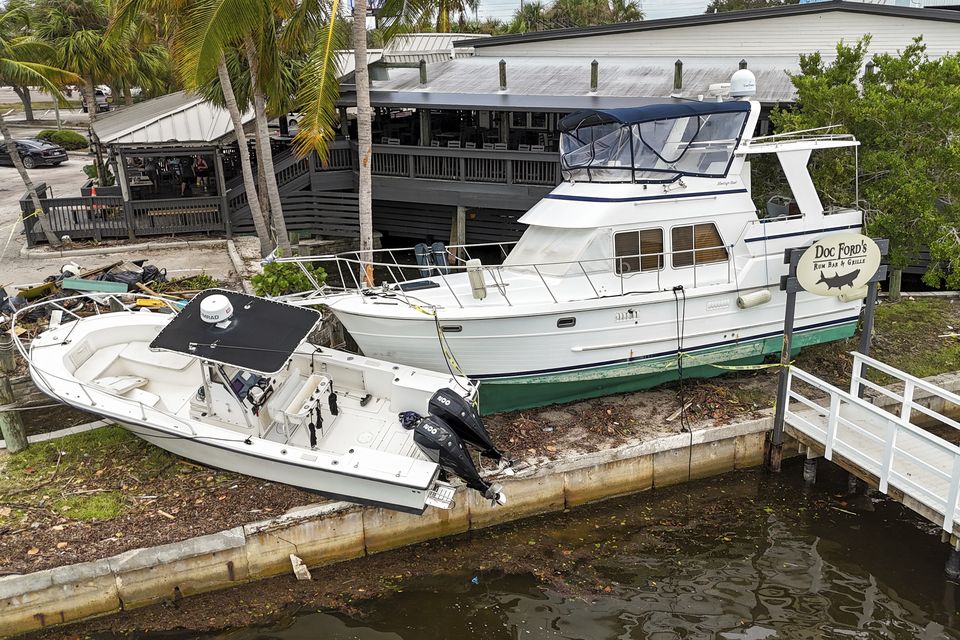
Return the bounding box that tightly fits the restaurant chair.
[465,142,476,149]
[532,144,545,152]
[483,143,494,150]
[430,140,440,147]
[380,136,389,144]
[494,142,507,151]
[387,138,401,145]
[518,144,530,151]
[447,141,461,148]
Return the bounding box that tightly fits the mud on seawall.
[3,371,959,638]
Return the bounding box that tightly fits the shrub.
[36,129,88,150]
[251,256,327,297]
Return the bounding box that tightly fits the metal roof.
[345,56,798,108]
[381,33,488,63]
[337,49,383,77]
[93,91,253,146]
[559,101,751,130]
[456,0,960,48]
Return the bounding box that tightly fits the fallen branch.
[666,402,693,423]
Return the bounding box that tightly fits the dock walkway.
[785,352,960,535]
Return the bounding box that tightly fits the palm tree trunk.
[12,87,33,122]
[257,155,271,234]
[0,111,60,247]
[353,0,375,286]
[217,56,273,257]
[83,77,98,123]
[244,36,291,257]
[123,84,133,107]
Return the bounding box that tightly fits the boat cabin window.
[559,108,748,184]
[614,229,664,274]
[671,223,728,268]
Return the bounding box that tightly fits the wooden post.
[766,247,800,473]
[0,333,27,453]
[498,59,507,91]
[419,110,431,146]
[450,206,467,261]
[338,107,350,139]
[888,267,902,301]
[674,59,683,91]
[214,150,231,238]
[590,60,598,92]
[114,150,136,240]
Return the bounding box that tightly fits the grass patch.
[0,425,181,528]
[52,491,125,520]
[871,298,960,379]
[793,297,960,387]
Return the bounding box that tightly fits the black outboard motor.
[408,414,506,505]
[428,388,505,461]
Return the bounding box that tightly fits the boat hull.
[119,420,434,514]
[475,318,856,413]
[330,288,860,414]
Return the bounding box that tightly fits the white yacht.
[283,89,864,414]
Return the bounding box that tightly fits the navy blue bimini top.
[558,101,751,132]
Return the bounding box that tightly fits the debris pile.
[1,260,221,337]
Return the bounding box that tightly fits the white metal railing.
[12,293,201,437]
[786,355,960,533]
[745,126,857,145]
[276,241,736,310]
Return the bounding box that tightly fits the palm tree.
[214,53,275,257]
[174,0,294,255]
[111,0,276,257]
[610,0,643,22]
[433,0,479,32]
[508,2,546,32]
[35,0,114,123]
[353,0,374,285]
[0,22,79,246]
[0,4,41,122]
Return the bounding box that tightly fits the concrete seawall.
[3,370,958,638]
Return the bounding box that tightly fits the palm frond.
[292,0,347,162]
[175,0,270,89]
[0,58,79,95]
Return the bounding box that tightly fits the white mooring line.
[786,352,960,534]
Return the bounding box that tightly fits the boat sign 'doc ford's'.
[282,89,865,414]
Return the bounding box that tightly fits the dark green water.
[160,462,960,639]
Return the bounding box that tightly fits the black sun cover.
[149,289,321,375]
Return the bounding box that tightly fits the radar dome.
[200,294,234,325]
[730,69,756,98]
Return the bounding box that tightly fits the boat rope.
[406,301,474,397]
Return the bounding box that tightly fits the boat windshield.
[560,111,748,183]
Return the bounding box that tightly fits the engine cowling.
[412,415,505,505]
[428,388,504,461]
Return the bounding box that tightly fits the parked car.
[80,89,110,113]
[0,139,69,169]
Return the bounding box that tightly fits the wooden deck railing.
[23,196,129,243]
[23,142,560,245]
[369,145,559,186]
[130,197,224,236]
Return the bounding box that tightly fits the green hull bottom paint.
[478,321,857,415]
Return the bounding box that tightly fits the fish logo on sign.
[795,233,880,298]
[816,269,860,290]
